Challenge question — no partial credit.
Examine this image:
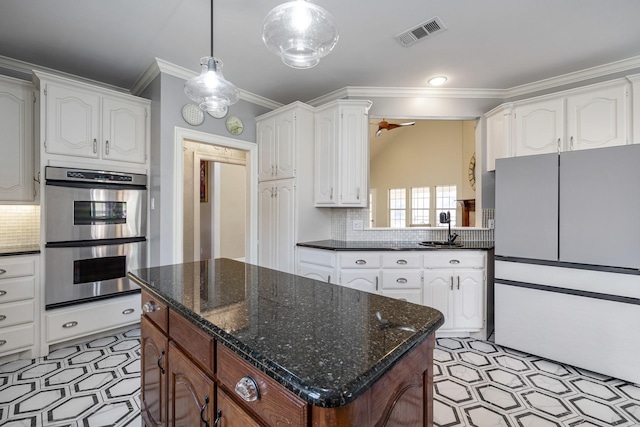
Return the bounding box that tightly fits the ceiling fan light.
[262,0,339,69]
[185,57,240,113]
[428,76,448,86]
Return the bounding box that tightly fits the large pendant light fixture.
[184,0,240,114]
[262,0,339,69]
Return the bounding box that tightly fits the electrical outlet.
[488,219,495,229]
[352,220,363,230]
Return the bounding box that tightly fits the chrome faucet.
[439,211,458,244]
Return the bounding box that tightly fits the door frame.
[173,126,258,264]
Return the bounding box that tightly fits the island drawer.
[339,252,381,268]
[141,290,168,334]
[169,310,215,375]
[217,343,307,426]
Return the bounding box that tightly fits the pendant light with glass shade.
[184,0,240,116]
[262,0,339,69]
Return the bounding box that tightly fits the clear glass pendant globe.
[262,0,339,69]
[184,57,240,112]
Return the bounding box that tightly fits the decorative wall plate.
[182,104,204,126]
[226,115,244,135]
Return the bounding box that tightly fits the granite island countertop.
[128,258,444,408]
[297,239,494,251]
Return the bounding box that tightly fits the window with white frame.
[435,185,457,226]
[389,188,406,228]
[410,187,430,226]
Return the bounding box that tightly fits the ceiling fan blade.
[398,121,416,126]
[375,128,382,137]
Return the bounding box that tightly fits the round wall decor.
[181,104,204,126]
[226,115,244,135]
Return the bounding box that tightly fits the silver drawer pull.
[449,259,460,264]
[396,278,408,284]
[122,308,135,315]
[0,340,6,346]
[0,290,6,296]
[235,376,260,402]
[0,315,6,321]
[0,269,6,275]
[62,321,78,329]
[355,259,367,265]
[396,259,407,265]
[142,301,158,313]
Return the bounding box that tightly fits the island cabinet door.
[141,317,168,427]
[168,342,216,427]
[216,388,262,427]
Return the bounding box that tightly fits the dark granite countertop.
[0,245,41,256]
[297,239,494,251]
[128,258,443,408]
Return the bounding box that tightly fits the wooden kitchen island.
[128,258,443,427]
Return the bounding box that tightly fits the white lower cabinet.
[296,247,488,337]
[0,254,40,360]
[259,179,295,273]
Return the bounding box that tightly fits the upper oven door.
[45,182,147,242]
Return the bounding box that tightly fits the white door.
[566,83,629,151]
[514,97,564,156]
[338,105,368,206]
[273,179,295,273]
[44,83,100,158]
[424,271,453,329]
[340,270,379,294]
[314,107,338,206]
[453,270,484,330]
[0,79,33,201]
[102,96,147,164]
[257,119,275,181]
[274,110,296,179]
[258,182,275,269]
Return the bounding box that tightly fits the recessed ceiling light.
[428,76,447,86]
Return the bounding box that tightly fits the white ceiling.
[1,0,639,105]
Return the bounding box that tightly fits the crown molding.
[306,87,350,107]
[505,55,640,98]
[132,58,283,110]
[0,55,130,93]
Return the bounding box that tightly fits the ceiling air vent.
[395,17,447,47]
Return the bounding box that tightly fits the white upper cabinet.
[0,76,34,202]
[486,78,632,167]
[314,100,372,207]
[514,97,564,156]
[629,74,640,144]
[566,82,629,151]
[257,108,296,182]
[34,71,149,166]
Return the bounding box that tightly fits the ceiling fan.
[374,119,416,137]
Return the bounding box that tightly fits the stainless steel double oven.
[44,166,147,309]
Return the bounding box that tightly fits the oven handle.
[46,237,146,248]
[45,180,147,191]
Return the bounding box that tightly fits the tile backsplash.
[331,208,494,242]
[0,205,40,248]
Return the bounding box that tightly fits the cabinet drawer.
[381,271,422,289]
[381,253,422,269]
[47,294,141,343]
[423,251,485,269]
[0,257,35,280]
[169,310,214,375]
[297,248,335,268]
[0,276,35,303]
[217,344,307,426]
[339,253,380,268]
[141,290,168,334]
[0,323,35,355]
[0,300,34,328]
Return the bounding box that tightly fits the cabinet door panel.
[340,270,379,293]
[495,153,559,260]
[314,109,338,205]
[45,83,100,158]
[514,98,564,156]
[454,271,484,330]
[216,389,262,427]
[141,317,168,427]
[567,84,628,151]
[339,106,368,206]
[274,180,295,273]
[275,110,296,179]
[168,343,215,427]
[423,271,453,329]
[0,79,33,201]
[258,182,275,269]
[257,119,275,181]
[102,97,146,163]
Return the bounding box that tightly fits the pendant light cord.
[210,0,214,58]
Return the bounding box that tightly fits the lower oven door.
[45,238,147,309]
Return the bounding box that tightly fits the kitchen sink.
[419,241,463,247]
